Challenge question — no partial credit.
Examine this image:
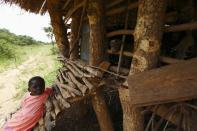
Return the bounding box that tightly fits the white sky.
[0,3,51,42]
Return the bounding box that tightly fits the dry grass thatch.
[2,0,48,14]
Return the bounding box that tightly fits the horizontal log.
[128,58,197,107]
[106,29,134,37]
[107,49,133,57]
[106,0,124,9]
[107,49,183,64]
[106,1,139,16]
[109,66,129,75]
[106,22,197,37]
[165,21,197,32]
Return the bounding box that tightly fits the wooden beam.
[106,29,134,37]
[165,21,197,32]
[109,66,129,76]
[107,49,183,64]
[107,49,133,57]
[128,58,197,107]
[106,1,139,16]
[106,22,197,37]
[109,56,184,75]
[106,0,124,9]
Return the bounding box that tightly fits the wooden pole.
[47,0,70,58]
[117,0,130,74]
[70,0,81,59]
[87,0,106,65]
[107,0,124,9]
[165,21,197,32]
[119,0,167,131]
[87,0,114,131]
[106,1,139,16]
[106,21,197,38]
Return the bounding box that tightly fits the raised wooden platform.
[128,58,197,107]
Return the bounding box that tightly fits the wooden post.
[87,0,114,131]
[119,0,167,131]
[70,0,81,59]
[47,0,70,58]
[87,0,105,66]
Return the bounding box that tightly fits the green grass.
[0,44,61,100]
[0,44,51,73]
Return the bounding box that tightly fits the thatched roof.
[2,0,48,14]
[1,0,115,15]
[2,0,70,14]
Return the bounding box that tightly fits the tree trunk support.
[119,0,167,131]
[87,0,114,131]
[47,0,70,58]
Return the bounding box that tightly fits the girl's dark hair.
[28,76,45,95]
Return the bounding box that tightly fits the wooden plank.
[128,58,197,107]
[107,49,183,64]
[106,22,197,37]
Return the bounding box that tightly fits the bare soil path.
[0,55,39,126]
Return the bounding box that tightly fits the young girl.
[2,76,53,131]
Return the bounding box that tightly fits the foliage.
[50,46,59,55]
[0,28,43,46]
[43,25,54,45]
[0,28,50,72]
[0,39,15,59]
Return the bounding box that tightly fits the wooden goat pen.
[2,0,197,130]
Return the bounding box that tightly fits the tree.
[43,25,54,45]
